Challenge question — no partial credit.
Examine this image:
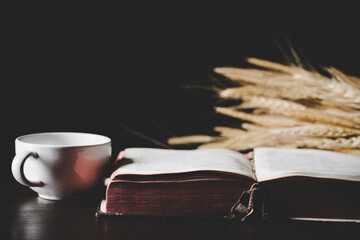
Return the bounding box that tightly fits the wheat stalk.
[198,131,298,151]
[168,57,360,154]
[167,135,220,145]
[219,85,321,100]
[241,123,268,131]
[213,126,245,136]
[215,107,304,127]
[247,57,307,75]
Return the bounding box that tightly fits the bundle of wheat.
[168,58,360,155]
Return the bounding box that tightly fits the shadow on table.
[7,189,360,240]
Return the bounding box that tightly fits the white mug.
[11,132,111,200]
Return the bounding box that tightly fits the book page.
[254,147,360,182]
[111,148,256,180]
[290,217,360,223]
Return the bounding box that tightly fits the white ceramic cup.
[11,132,111,200]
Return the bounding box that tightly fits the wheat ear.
[247,58,330,86]
[269,124,360,137]
[242,95,307,111]
[219,85,321,100]
[327,67,360,103]
[214,67,300,88]
[295,136,360,150]
[268,107,360,129]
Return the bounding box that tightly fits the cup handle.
[11,151,45,187]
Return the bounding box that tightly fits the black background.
[2,3,360,192]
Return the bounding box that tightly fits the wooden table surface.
[5,185,360,240]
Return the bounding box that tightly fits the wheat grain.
[269,124,360,137]
[295,136,360,150]
[313,99,360,111]
[242,122,360,137]
[321,108,360,122]
[327,67,360,102]
[242,95,307,111]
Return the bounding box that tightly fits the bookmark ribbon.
[228,183,265,221]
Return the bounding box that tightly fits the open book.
[98,147,360,222]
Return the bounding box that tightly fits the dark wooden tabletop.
[5,185,360,240]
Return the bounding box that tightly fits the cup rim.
[16,132,111,148]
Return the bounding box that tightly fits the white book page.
[254,147,360,182]
[111,148,256,180]
[290,217,360,223]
